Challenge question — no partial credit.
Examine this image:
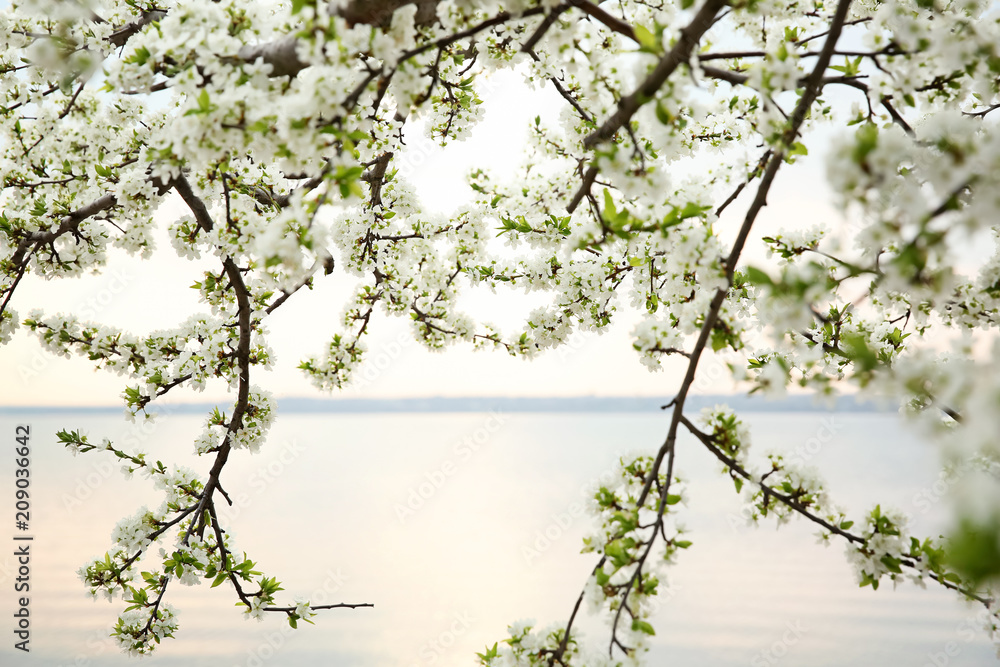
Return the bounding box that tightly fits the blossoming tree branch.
[2,0,1000,662]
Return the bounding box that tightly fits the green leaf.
[678,202,710,220]
[710,326,730,352]
[946,519,1000,584]
[785,141,808,163]
[879,554,903,574]
[631,619,656,635]
[129,46,151,66]
[601,189,617,223]
[184,89,215,117]
[634,25,660,53]
[605,539,627,562]
[744,266,772,286]
[852,123,879,165]
[655,100,672,125]
[476,643,499,661]
[611,510,637,531]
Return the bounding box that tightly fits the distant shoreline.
[0,394,894,415]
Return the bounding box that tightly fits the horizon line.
[0,393,889,414]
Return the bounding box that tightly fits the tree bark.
[237,36,308,78]
[339,0,441,28]
[236,1,443,77]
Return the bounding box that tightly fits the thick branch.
[237,36,308,78]
[109,10,167,48]
[339,0,440,29]
[8,193,117,268]
[172,174,216,233]
[568,0,637,43]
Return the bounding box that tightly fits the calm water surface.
[0,411,994,667]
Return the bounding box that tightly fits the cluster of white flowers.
[244,594,267,621]
[699,404,753,487]
[151,465,205,508]
[229,388,276,453]
[195,390,276,454]
[293,598,315,623]
[112,604,179,656]
[843,505,914,589]
[110,507,158,555]
[77,548,136,602]
[478,619,635,667]
[0,307,17,344]
[737,451,845,533]
[575,455,688,657]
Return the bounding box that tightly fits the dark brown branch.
[965,102,1000,119]
[265,602,375,611]
[8,193,118,268]
[699,64,749,86]
[109,10,167,48]
[236,36,308,78]
[566,165,599,214]
[171,173,215,233]
[399,7,547,62]
[679,414,864,543]
[795,17,870,45]
[568,0,637,43]
[58,81,87,119]
[524,47,595,125]
[265,257,329,315]
[715,150,772,218]
[547,557,606,663]
[339,0,441,29]
[636,0,855,511]
[522,4,569,53]
[584,0,729,148]
[362,152,394,208]
[172,184,253,544]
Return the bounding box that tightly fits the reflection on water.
[0,411,994,667]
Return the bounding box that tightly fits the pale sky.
[1,70,862,407]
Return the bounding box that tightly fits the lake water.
[0,410,995,667]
